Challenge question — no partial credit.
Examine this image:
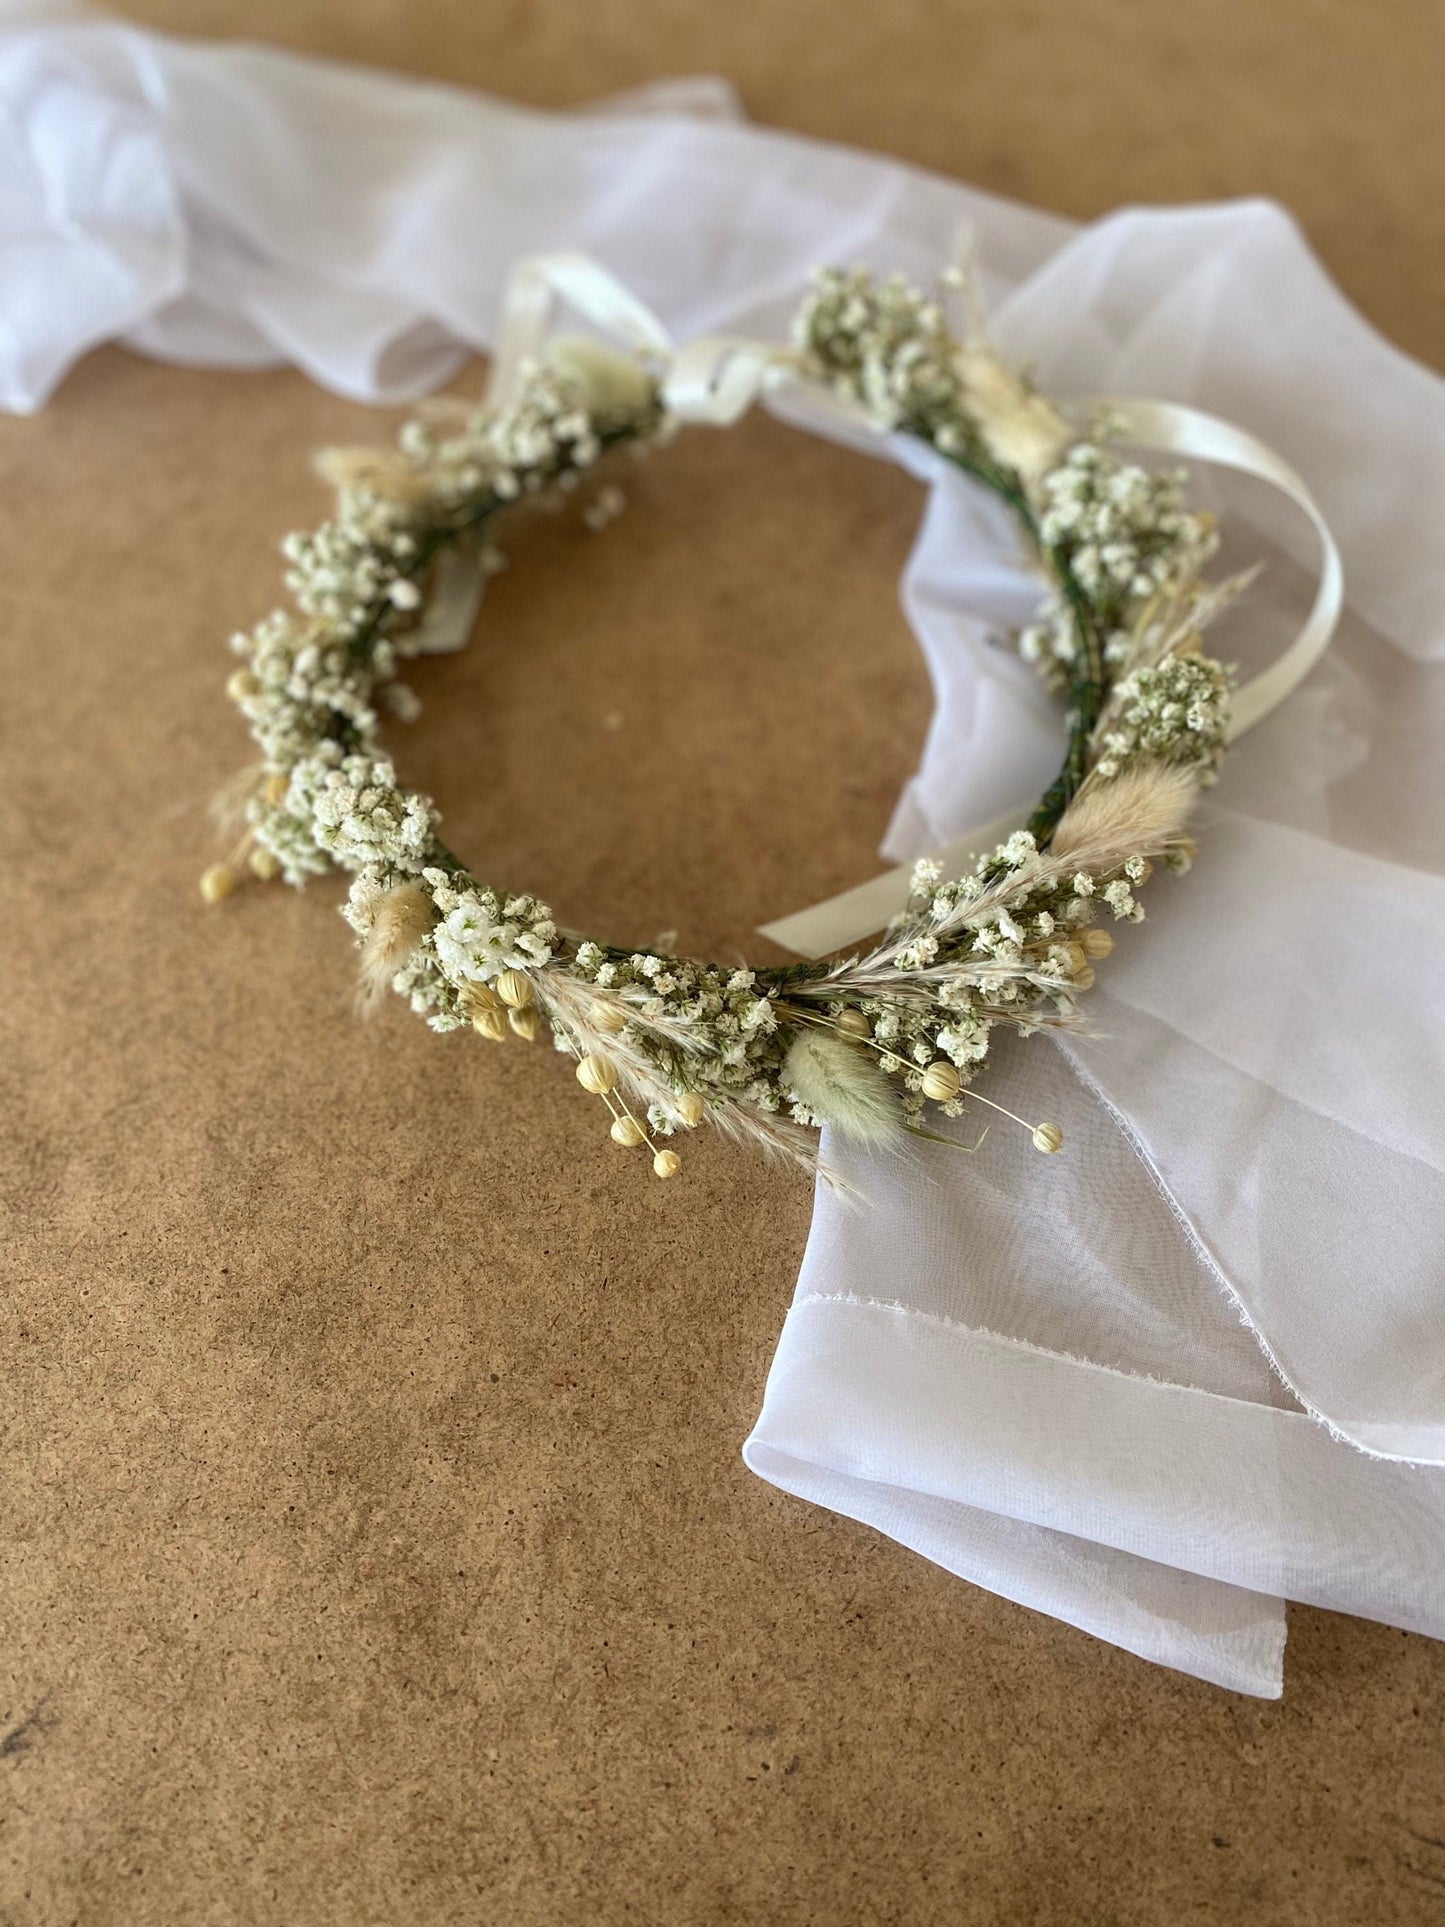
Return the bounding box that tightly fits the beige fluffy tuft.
[1050,763,1199,872]
[782,1029,904,1149]
[356,881,435,1012]
[315,446,434,504]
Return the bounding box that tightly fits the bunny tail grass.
[782,1029,905,1149]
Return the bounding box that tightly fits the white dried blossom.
[793,267,968,439]
[1092,654,1232,783]
[1102,879,1143,921]
[297,753,432,872]
[1019,442,1219,697]
[954,342,1071,484]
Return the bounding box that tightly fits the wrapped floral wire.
[203,266,1238,1185]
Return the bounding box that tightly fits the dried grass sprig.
[796,952,1074,1004]
[537,968,709,1060]
[538,970,826,1181]
[702,1097,826,1182]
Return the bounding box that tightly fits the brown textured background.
[4,3,1444,1922]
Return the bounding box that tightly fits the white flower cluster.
[1039,445,1212,604]
[226,610,393,767]
[337,864,560,1034]
[399,365,606,500]
[866,829,1158,1118]
[249,787,332,885]
[793,266,1074,490]
[385,955,463,1032]
[297,752,433,872]
[792,266,966,439]
[838,986,997,1124]
[425,870,558,980]
[1020,444,1218,691]
[568,944,790,1128]
[1093,655,1233,782]
[281,504,418,645]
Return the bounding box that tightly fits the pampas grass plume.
[1051,763,1198,870]
[782,1029,904,1149]
[315,446,433,504]
[357,880,434,1012]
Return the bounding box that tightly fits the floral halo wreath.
[204,253,1339,1186]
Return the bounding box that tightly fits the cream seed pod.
[591,1004,628,1034]
[508,1006,542,1041]
[834,1008,872,1038]
[1081,928,1114,960]
[675,1092,705,1128]
[247,845,281,881]
[921,1061,962,1103]
[461,983,506,1036]
[495,969,533,1009]
[609,1115,647,1147]
[652,1150,682,1180]
[1032,1123,1065,1154]
[200,862,238,904]
[576,1053,617,1096]
[1072,964,1097,991]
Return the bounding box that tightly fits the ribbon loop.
[489,250,802,429]
[1100,397,1343,745]
[662,335,784,426]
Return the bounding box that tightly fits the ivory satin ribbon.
[450,252,1344,956]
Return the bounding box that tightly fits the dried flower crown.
[204,256,1336,1185]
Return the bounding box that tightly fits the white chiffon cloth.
[7,4,1443,1695]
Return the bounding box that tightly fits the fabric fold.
[747,1292,1445,1697]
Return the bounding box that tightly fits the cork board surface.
[4,3,1444,1922]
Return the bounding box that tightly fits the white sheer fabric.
[7,3,1443,1694]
